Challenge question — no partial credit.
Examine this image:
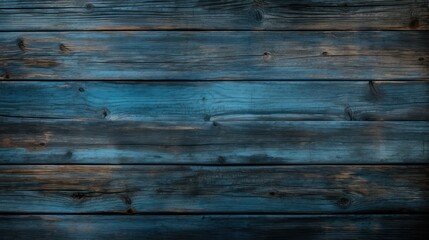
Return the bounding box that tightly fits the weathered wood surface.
[1,120,427,164]
[0,0,428,31]
[1,214,428,240]
[1,31,428,80]
[0,165,428,213]
[1,81,428,121]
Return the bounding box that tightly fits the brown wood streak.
[0,31,428,80]
[0,0,428,30]
[0,165,427,213]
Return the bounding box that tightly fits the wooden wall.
[0,0,428,239]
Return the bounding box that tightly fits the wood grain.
[0,0,428,31]
[1,120,427,164]
[1,81,428,121]
[1,214,428,240]
[0,165,428,213]
[1,31,428,80]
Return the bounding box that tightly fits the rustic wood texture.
[1,81,428,121]
[1,215,429,240]
[1,0,428,31]
[1,120,428,164]
[0,165,428,213]
[1,0,429,238]
[1,31,428,80]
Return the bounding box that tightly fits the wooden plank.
[0,31,428,80]
[0,119,427,164]
[1,214,428,240]
[0,0,428,31]
[1,81,428,121]
[0,165,428,213]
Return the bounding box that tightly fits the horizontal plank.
[0,165,428,213]
[1,214,428,240]
[1,81,428,121]
[1,123,428,165]
[0,0,428,30]
[1,31,428,80]
[0,120,427,164]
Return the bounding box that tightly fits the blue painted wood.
[0,31,428,80]
[1,81,427,164]
[0,0,428,238]
[0,120,427,164]
[0,165,427,213]
[1,81,427,121]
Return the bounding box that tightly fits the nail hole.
[78,87,85,92]
[212,121,219,127]
[17,38,26,51]
[101,108,110,119]
[126,208,135,214]
[322,52,328,56]
[269,191,276,196]
[418,57,425,61]
[39,142,46,147]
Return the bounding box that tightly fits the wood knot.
[39,142,46,147]
[78,87,85,92]
[322,51,328,56]
[101,108,110,119]
[253,9,264,22]
[17,38,26,51]
[126,208,135,214]
[71,192,86,199]
[344,105,354,121]
[269,191,276,196]
[212,121,219,127]
[369,81,379,97]
[1,72,10,80]
[59,43,71,54]
[203,114,211,121]
[409,18,419,29]
[337,196,351,209]
[217,156,226,164]
[339,3,350,13]
[65,151,73,159]
[122,195,132,205]
[263,51,272,60]
[85,3,94,10]
[418,57,425,62]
